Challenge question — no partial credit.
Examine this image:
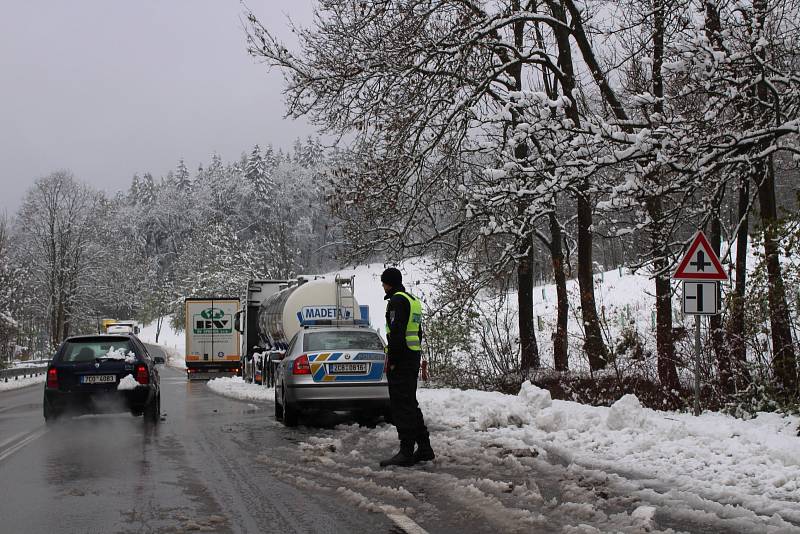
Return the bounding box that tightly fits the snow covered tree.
[15,171,101,346]
[245,144,272,200]
[0,215,19,362]
[175,158,192,191]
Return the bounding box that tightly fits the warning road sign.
[673,231,728,280]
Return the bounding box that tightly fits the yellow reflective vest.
[385,291,422,351]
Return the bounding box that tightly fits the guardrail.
[0,365,48,383]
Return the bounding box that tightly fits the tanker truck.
[235,275,370,385]
[234,279,288,384]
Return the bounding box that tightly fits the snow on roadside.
[0,373,45,391]
[417,383,800,528]
[205,376,800,530]
[139,318,186,369]
[207,376,274,402]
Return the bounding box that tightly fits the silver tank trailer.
[257,277,360,349]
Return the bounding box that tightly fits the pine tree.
[175,159,191,191]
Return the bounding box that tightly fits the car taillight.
[46,368,58,389]
[135,364,149,385]
[292,354,311,375]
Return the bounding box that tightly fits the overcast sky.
[0,0,316,214]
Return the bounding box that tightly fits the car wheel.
[282,388,298,427]
[145,394,160,424]
[43,400,59,424]
[274,386,283,420]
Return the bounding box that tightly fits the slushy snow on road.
[209,376,800,532]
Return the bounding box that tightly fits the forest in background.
[0,138,340,356]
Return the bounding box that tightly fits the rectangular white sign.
[682,281,720,315]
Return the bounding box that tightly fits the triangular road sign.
[673,231,728,280]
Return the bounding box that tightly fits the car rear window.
[59,338,139,363]
[303,330,384,352]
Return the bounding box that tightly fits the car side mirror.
[134,326,140,334]
[269,350,285,361]
[153,355,165,364]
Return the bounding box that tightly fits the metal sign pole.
[694,314,701,416]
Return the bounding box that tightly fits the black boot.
[413,435,435,463]
[380,441,415,467]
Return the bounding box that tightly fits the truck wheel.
[274,387,283,420]
[282,389,299,427]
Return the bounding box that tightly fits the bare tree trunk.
[753,0,797,395]
[705,0,736,394]
[549,0,607,371]
[511,0,539,373]
[549,211,569,371]
[648,197,679,390]
[647,0,678,389]
[756,157,797,393]
[156,315,164,344]
[517,232,540,371]
[576,194,607,370]
[728,177,751,387]
[708,214,731,392]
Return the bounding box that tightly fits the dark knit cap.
[380,267,402,287]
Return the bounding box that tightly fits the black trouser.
[387,353,428,447]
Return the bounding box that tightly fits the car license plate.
[328,363,368,374]
[81,375,116,384]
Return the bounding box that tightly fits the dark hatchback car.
[43,334,162,424]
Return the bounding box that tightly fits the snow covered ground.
[207,376,800,532]
[207,376,273,402]
[0,373,45,392]
[139,319,186,369]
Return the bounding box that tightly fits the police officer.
[379,267,435,467]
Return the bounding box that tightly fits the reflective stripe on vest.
[385,291,423,351]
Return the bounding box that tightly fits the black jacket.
[384,285,422,362]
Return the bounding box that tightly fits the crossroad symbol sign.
[682,281,720,315]
[673,231,728,280]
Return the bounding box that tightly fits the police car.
[272,324,389,426]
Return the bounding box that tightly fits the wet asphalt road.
[0,358,398,534]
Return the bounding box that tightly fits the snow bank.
[0,373,45,391]
[416,386,800,527]
[207,376,273,402]
[606,394,648,430]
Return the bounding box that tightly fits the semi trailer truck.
[184,298,241,380]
